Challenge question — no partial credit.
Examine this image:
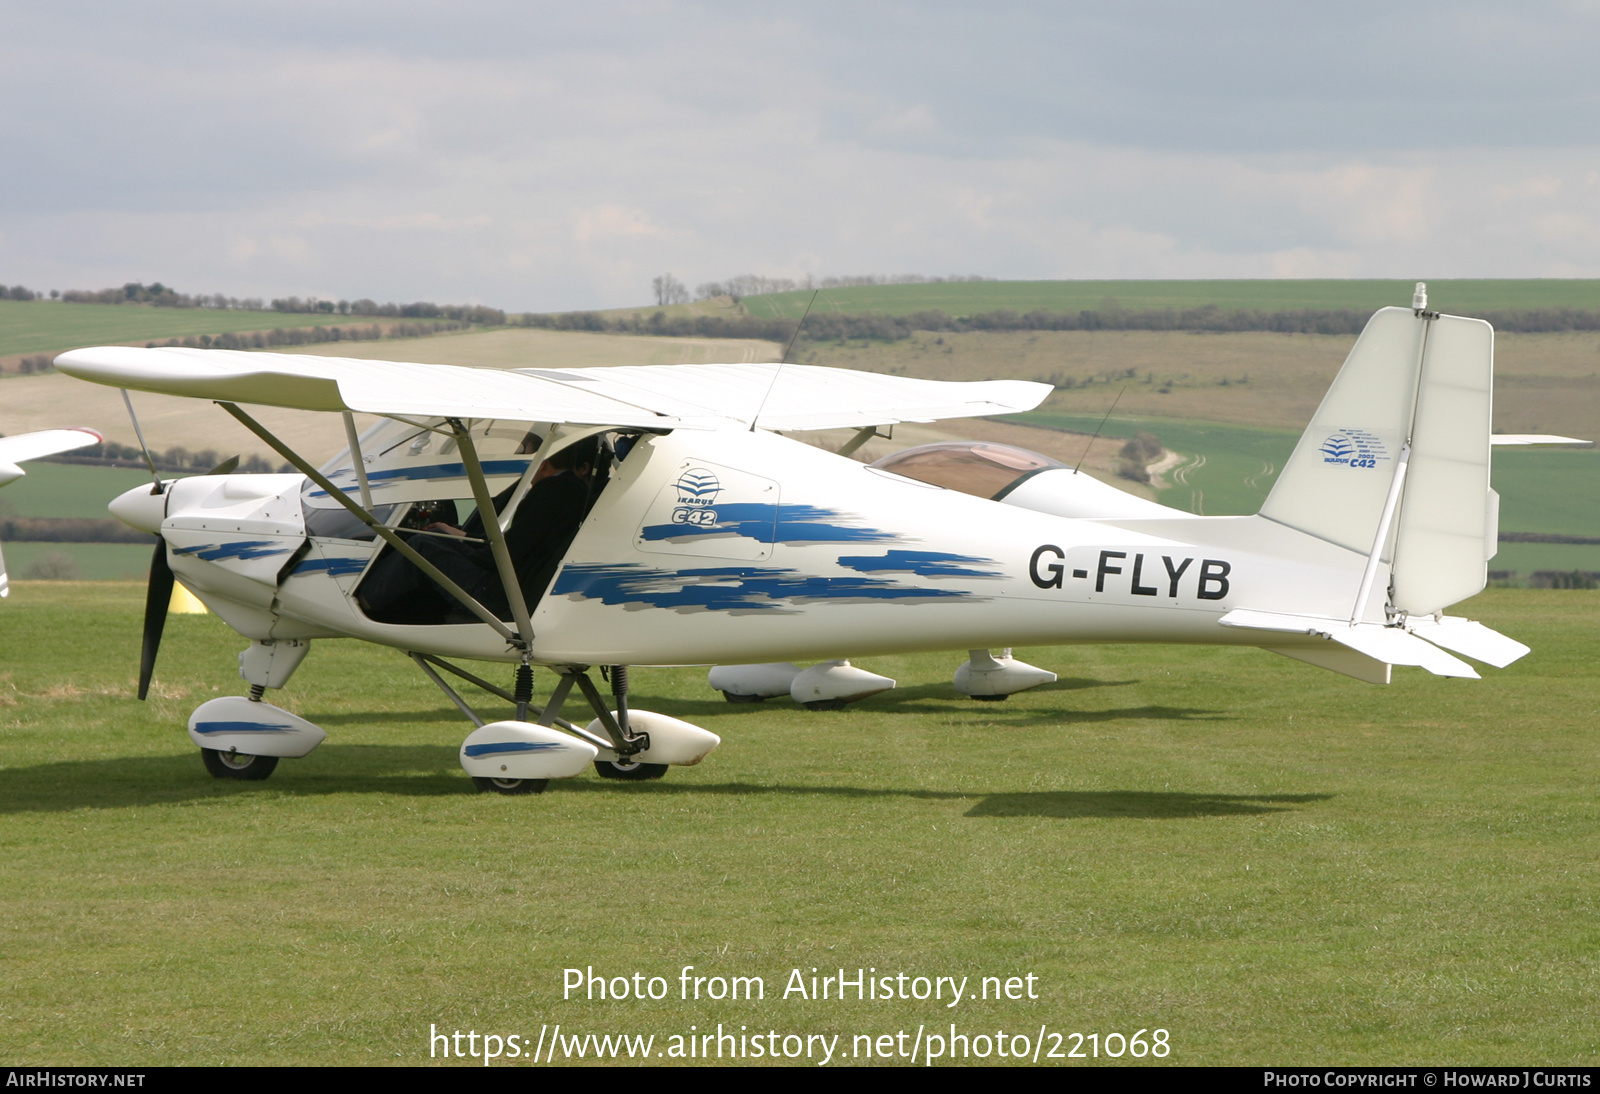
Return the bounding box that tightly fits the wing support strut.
[447,419,536,648]
[219,402,523,646]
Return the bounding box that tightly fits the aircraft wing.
[54,347,1050,431]
[515,363,1052,431]
[0,427,103,467]
[0,427,102,488]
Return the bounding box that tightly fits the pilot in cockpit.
[358,434,604,624]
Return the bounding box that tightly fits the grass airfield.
[3,583,1598,1065]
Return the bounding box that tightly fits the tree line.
[1,280,505,324]
[652,272,993,305]
[525,303,1600,343]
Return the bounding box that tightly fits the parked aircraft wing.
[54,348,1050,431]
[1489,434,1591,446]
[0,426,102,490]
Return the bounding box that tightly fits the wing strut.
[448,418,536,648]
[218,402,524,647]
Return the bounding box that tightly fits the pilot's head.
[536,435,602,481]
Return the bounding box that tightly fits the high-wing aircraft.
[0,427,103,598]
[56,286,1540,795]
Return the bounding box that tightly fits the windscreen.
[869,442,1065,499]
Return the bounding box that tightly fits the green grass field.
[743,280,1600,320]
[0,300,367,360]
[1,584,1597,1065]
[3,541,154,581]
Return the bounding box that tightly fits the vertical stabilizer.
[1260,303,1495,619]
[1260,307,1425,556]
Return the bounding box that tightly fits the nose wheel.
[201,748,279,781]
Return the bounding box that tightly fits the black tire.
[969,693,1009,702]
[473,776,549,795]
[593,759,669,781]
[201,748,279,781]
[801,699,850,711]
[722,690,766,704]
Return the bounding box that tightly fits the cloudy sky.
[2,2,1598,310]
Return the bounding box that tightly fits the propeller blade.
[139,538,174,700]
[206,455,240,476]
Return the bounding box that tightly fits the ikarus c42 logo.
[671,468,723,526]
[1319,428,1390,470]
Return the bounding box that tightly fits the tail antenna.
[749,289,820,431]
[1073,386,1126,473]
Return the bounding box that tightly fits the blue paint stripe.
[639,503,897,545]
[292,557,368,577]
[463,741,568,757]
[836,549,1002,578]
[173,541,290,562]
[194,721,294,734]
[309,458,531,497]
[552,563,979,613]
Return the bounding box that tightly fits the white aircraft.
[55,285,1540,794]
[0,427,104,597]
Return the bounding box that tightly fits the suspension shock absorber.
[513,659,534,722]
[610,664,630,738]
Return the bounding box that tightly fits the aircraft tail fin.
[1259,300,1494,618]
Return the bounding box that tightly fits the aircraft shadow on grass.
[0,745,1328,820]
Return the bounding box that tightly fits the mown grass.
[2,583,1598,1065]
[0,300,362,360]
[745,280,1600,320]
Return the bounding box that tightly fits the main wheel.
[201,748,279,781]
[473,776,548,795]
[593,759,669,781]
[721,690,766,704]
[969,693,1009,702]
[801,699,850,711]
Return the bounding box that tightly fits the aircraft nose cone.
[109,482,169,534]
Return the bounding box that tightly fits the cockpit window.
[869,442,1064,500]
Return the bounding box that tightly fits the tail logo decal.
[1318,429,1390,470]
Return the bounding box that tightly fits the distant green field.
[1002,411,1299,516]
[743,280,1600,320]
[0,461,157,519]
[0,300,360,359]
[4,541,153,581]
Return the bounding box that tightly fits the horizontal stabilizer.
[1404,616,1529,668]
[1220,609,1480,679]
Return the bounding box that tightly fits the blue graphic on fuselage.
[291,556,369,577]
[193,721,295,734]
[639,503,897,545]
[309,458,532,498]
[553,563,982,614]
[836,550,1002,578]
[172,541,290,562]
[463,741,568,757]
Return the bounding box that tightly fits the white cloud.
[1,3,1598,308]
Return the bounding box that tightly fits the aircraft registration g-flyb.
[55,285,1538,794]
